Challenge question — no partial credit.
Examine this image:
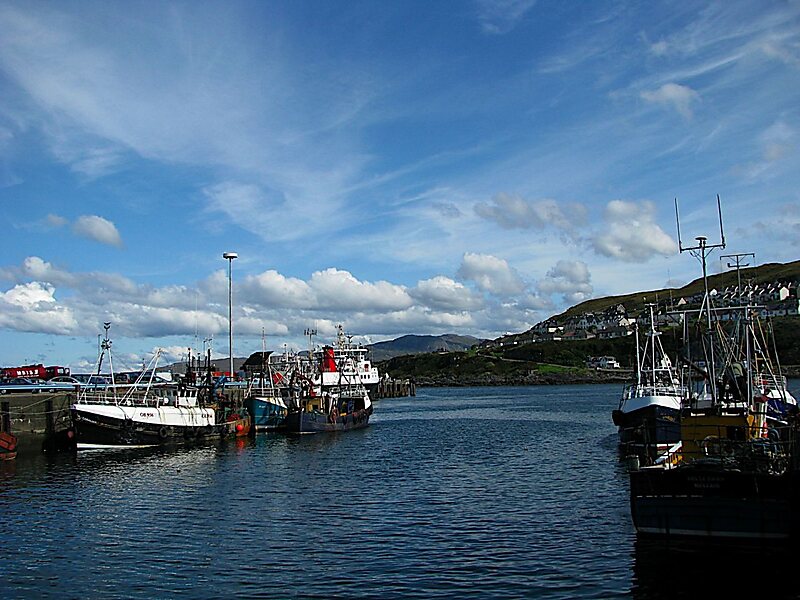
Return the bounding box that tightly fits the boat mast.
[721,252,755,404]
[634,321,642,388]
[675,196,726,405]
[648,303,657,388]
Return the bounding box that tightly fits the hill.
[367,334,484,361]
[556,259,800,322]
[375,255,800,386]
[377,316,800,386]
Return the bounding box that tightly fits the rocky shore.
[410,368,631,387]
[404,366,800,388]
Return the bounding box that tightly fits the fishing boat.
[308,325,380,399]
[612,304,687,456]
[284,382,373,434]
[284,351,373,434]
[627,216,800,540]
[69,325,248,449]
[243,350,288,431]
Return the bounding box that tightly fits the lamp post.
[223,252,238,379]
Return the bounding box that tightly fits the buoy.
[236,423,243,432]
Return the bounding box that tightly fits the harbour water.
[2,383,799,599]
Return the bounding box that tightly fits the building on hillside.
[586,356,621,369]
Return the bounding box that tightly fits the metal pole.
[223,252,238,379]
[228,258,233,378]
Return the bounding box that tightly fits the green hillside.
[375,258,800,385]
[556,260,800,322]
[378,317,800,385]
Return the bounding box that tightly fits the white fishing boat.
[70,326,219,449]
[612,304,686,454]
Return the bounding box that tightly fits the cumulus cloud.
[0,254,547,354]
[0,282,79,334]
[590,200,677,262]
[241,270,313,309]
[457,252,526,295]
[641,83,699,119]
[309,269,413,311]
[537,260,593,304]
[474,193,585,231]
[19,256,74,285]
[72,215,123,247]
[410,276,484,311]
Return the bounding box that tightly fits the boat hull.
[244,396,287,431]
[629,465,800,540]
[71,404,218,449]
[613,403,681,452]
[0,431,17,459]
[284,407,371,434]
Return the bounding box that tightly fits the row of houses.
[488,279,799,349]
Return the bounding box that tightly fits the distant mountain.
[368,334,484,361]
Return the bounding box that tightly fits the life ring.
[158,427,169,440]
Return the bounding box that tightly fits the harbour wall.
[1,391,75,451]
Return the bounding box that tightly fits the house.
[586,356,621,369]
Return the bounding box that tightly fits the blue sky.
[0,0,798,371]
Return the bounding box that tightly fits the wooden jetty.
[376,376,415,399]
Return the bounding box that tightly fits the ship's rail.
[622,383,687,400]
[647,422,798,474]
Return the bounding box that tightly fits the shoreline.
[407,365,800,388]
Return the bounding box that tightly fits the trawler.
[612,304,687,457]
[627,205,799,540]
[70,325,249,449]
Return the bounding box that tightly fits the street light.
[223,252,238,379]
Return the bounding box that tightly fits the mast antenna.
[675,196,727,405]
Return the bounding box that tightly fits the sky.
[0,0,799,372]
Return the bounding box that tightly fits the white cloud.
[46,214,68,228]
[590,200,677,262]
[72,215,123,247]
[113,307,227,338]
[2,280,56,307]
[241,270,313,309]
[308,268,413,311]
[537,260,593,304]
[410,276,484,311]
[0,282,79,334]
[20,256,74,285]
[457,252,526,295]
[474,193,585,231]
[641,83,699,119]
